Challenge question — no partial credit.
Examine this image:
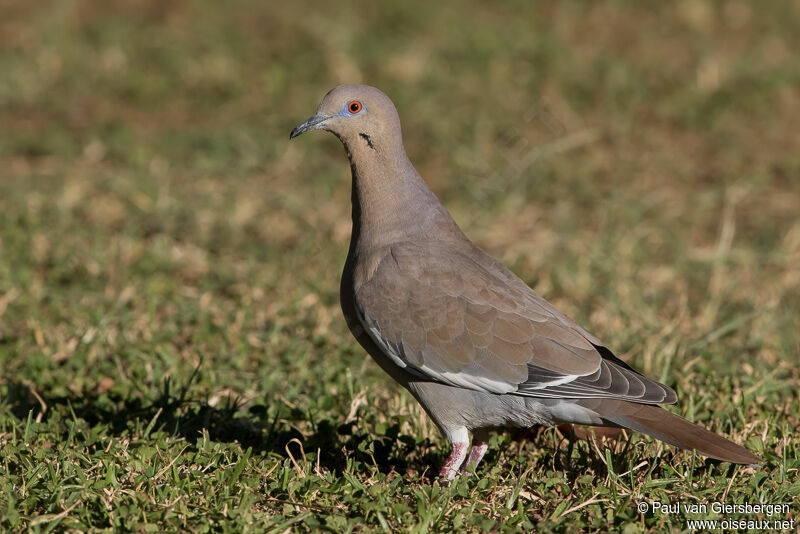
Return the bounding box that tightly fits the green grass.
[1,0,799,531]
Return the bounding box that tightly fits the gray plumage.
[290,85,760,479]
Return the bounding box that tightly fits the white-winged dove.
[290,85,760,480]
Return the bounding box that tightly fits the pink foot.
[438,427,470,482]
[461,441,488,475]
[461,429,490,475]
[439,441,468,481]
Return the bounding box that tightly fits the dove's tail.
[580,399,761,465]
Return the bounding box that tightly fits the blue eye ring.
[346,100,363,114]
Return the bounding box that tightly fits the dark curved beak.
[289,114,330,139]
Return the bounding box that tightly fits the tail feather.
[579,399,761,465]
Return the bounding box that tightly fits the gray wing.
[354,242,676,404]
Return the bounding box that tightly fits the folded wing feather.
[354,242,676,404]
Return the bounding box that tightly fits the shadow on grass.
[1,371,439,480]
[4,368,728,483]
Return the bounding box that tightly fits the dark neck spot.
[359,132,375,149]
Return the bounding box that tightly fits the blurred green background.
[1,0,798,531]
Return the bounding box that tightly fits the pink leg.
[438,427,469,481]
[462,429,490,474]
[439,442,468,480]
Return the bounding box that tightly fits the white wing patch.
[523,374,580,389]
[417,368,517,394]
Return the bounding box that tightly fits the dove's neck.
[346,143,465,253]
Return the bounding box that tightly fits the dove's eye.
[347,100,363,114]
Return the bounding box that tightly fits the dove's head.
[290,85,403,155]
